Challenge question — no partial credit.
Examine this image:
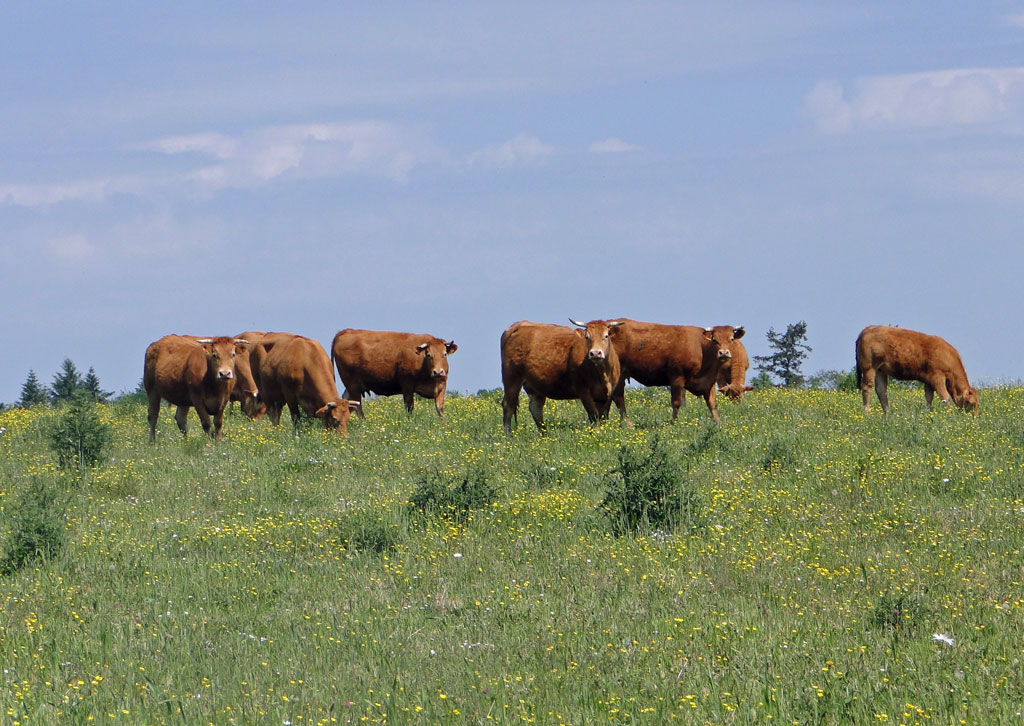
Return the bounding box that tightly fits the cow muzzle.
[218,369,234,380]
[432,369,447,379]
[588,349,606,360]
[717,349,732,361]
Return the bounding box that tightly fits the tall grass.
[0,386,1022,724]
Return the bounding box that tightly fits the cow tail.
[854,339,862,390]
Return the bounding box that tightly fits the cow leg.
[527,394,547,432]
[502,383,520,435]
[193,404,214,439]
[174,405,190,436]
[402,385,416,414]
[580,395,601,426]
[610,380,632,427]
[266,403,283,426]
[287,401,302,431]
[860,367,875,412]
[669,380,686,421]
[147,394,162,444]
[934,378,952,408]
[343,386,366,420]
[704,387,721,424]
[211,406,226,441]
[923,382,935,410]
[433,388,446,418]
[874,372,890,413]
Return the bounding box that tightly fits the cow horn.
[233,338,250,345]
[568,318,586,327]
[416,343,429,351]
[703,327,712,334]
[325,401,337,410]
[607,320,623,327]
[196,338,213,343]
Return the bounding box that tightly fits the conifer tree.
[753,321,812,387]
[82,367,113,403]
[18,370,50,407]
[50,358,84,403]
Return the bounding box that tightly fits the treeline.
[13,359,117,409]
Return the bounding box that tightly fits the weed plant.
[46,393,112,468]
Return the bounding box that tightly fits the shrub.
[47,394,113,468]
[0,482,66,575]
[600,433,706,536]
[869,590,928,635]
[408,468,497,523]
[335,511,403,555]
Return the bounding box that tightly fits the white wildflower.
[932,632,955,647]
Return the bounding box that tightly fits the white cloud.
[141,132,238,159]
[467,134,554,168]
[0,178,124,207]
[588,138,640,153]
[1,121,447,207]
[805,67,1024,133]
[148,121,446,188]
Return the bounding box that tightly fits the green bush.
[0,482,66,575]
[600,433,706,536]
[408,468,497,523]
[47,394,113,468]
[335,511,403,555]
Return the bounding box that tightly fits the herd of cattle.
[142,321,979,443]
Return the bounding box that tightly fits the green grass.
[1,386,1022,724]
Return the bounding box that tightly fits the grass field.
[1,386,1023,724]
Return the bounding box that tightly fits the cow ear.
[703,328,713,341]
[733,326,745,340]
[574,329,584,338]
[415,343,429,354]
[744,385,754,392]
[347,400,362,412]
[445,341,458,354]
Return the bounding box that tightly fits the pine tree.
[50,358,84,403]
[82,367,113,403]
[753,321,812,387]
[19,370,50,408]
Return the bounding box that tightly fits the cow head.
[315,399,362,434]
[415,339,457,380]
[959,386,980,415]
[231,338,261,415]
[569,319,623,363]
[719,383,755,401]
[197,337,237,381]
[703,326,745,362]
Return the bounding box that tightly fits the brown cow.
[259,334,360,433]
[717,338,754,401]
[144,335,246,443]
[855,325,979,415]
[184,335,260,418]
[331,329,458,418]
[233,331,300,419]
[501,319,622,435]
[607,320,745,424]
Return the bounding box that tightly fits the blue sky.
[3,2,1024,403]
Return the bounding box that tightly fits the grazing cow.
[500,319,622,435]
[232,331,300,419]
[331,329,458,418]
[144,335,246,443]
[259,334,360,433]
[855,325,979,415]
[717,338,754,401]
[607,320,745,424]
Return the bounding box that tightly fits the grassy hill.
[1,387,1022,724]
